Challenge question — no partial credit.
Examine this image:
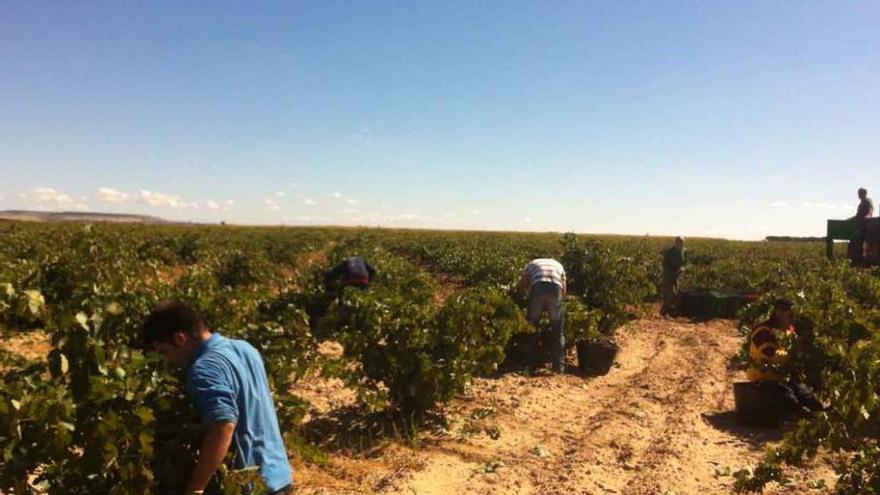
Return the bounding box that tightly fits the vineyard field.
[0,221,876,494]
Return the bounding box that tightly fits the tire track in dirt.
[374,316,836,495]
[376,319,676,495]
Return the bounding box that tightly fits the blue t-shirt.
[186,333,292,492]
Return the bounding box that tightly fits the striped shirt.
[524,258,566,289]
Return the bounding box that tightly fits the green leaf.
[23,289,45,315]
[59,352,69,375]
[75,312,90,330]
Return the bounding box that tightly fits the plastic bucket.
[503,332,543,368]
[733,381,780,427]
[577,338,619,375]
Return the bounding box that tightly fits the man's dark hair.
[859,188,868,195]
[773,297,794,310]
[141,300,206,347]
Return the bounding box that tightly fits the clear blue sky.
[1,1,877,239]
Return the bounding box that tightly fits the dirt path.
[296,315,835,495]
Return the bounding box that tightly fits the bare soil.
[294,315,836,495]
[0,330,50,363]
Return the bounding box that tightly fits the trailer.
[826,218,880,265]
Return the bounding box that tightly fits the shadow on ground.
[301,405,447,455]
[702,411,786,446]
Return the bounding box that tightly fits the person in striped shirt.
[520,258,567,372]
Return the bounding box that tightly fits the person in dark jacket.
[324,256,376,292]
[660,236,686,316]
[849,187,875,263]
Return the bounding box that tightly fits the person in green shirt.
[660,236,686,316]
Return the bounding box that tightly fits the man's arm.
[186,421,236,493]
[324,263,342,289]
[185,361,240,494]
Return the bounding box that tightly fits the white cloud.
[392,213,422,221]
[95,187,129,203]
[204,199,234,211]
[20,187,66,203]
[470,209,480,215]
[138,190,198,209]
[803,201,851,211]
[20,187,88,210]
[444,212,458,218]
[524,216,533,223]
[342,208,360,215]
[94,187,226,212]
[326,192,361,206]
[768,201,788,208]
[264,198,281,211]
[275,191,286,198]
[817,202,851,211]
[139,190,175,207]
[303,198,317,206]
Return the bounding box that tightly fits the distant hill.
[765,235,826,242]
[0,210,168,224]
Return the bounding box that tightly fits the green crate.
[705,291,743,318]
[679,289,750,319]
[827,219,856,240]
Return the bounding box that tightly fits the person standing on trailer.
[660,236,686,317]
[850,187,875,263]
[141,301,293,495]
[323,256,377,293]
[520,258,567,373]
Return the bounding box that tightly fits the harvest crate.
[678,289,757,319]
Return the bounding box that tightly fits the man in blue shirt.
[142,301,293,494]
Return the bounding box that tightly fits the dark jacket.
[857,197,875,220]
[662,246,686,276]
[324,256,376,289]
